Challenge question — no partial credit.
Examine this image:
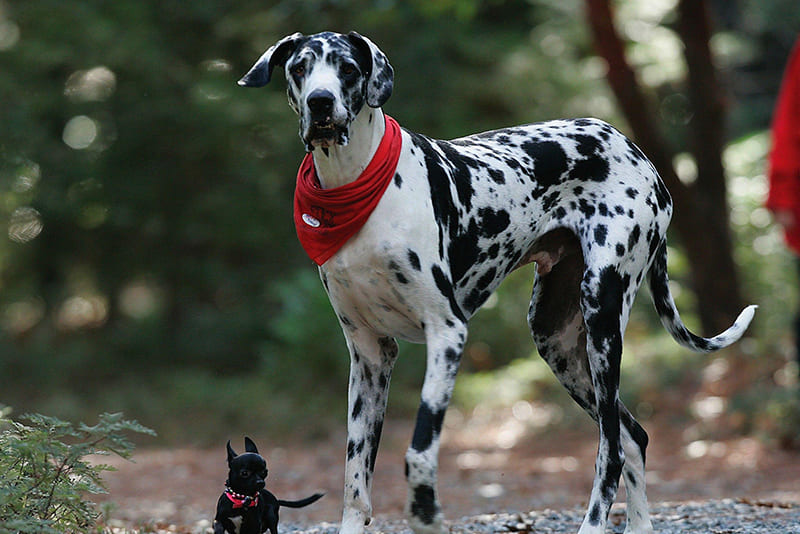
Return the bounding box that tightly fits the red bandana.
[294,115,403,265]
[225,488,259,509]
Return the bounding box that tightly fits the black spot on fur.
[408,250,421,271]
[435,140,475,212]
[431,265,466,322]
[572,133,602,156]
[351,395,363,419]
[448,219,480,283]
[628,224,641,252]
[585,266,625,361]
[620,408,649,464]
[361,363,373,388]
[570,153,610,182]
[477,267,497,290]
[410,485,437,525]
[588,502,602,525]
[367,418,383,472]
[488,168,505,184]
[464,288,490,314]
[594,225,608,246]
[521,140,570,188]
[347,438,365,460]
[411,402,445,452]
[625,137,647,163]
[541,191,561,212]
[444,347,460,363]
[579,198,596,217]
[654,177,671,210]
[412,133,457,258]
[478,208,510,237]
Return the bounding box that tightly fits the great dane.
[239,31,756,534]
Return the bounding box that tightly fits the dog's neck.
[311,107,386,189]
[225,486,260,509]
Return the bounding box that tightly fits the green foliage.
[764,390,800,449]
[726,131,796,343]
[0,409,154,533]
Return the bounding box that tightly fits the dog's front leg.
[340,333,398,534]
[405,320,467,534]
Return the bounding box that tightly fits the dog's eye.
[240,469,250,478]
[291,64,305,77]
[341,63,357,77]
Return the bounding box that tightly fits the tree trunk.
[675,0,744,334]
[584,0,745,335]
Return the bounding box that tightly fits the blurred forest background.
[1,0,799,447]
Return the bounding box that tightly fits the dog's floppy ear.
[226,440,237,464]
[238,32,304,88]
[244,436,259,454]
[347,32,393,108]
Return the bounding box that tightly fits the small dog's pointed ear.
[244,436,259,454]
[226,440,237,463]
[239,32,304,88]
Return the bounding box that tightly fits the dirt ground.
[98,408,800,531]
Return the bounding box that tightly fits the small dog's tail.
[647,240,756,352]
[278,493,324,508]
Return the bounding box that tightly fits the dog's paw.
[340,507,370,534]
[408,513,446,534]
[623,523,656,534]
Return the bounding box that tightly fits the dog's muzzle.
[304,89,348,149]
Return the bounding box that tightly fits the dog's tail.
[647,240,756,352]
[278,493,324,508]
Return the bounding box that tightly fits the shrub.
[0,408,155,533]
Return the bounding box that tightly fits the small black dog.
[213,437,323,534]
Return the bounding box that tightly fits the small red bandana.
[225,488,259,509]
[294,115,403,265]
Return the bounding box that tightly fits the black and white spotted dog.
[239,31,756,534]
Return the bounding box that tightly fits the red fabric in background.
[294,115,403,265]
[767,38,800,254]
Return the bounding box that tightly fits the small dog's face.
[226,437,268,496]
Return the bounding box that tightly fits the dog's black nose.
[307,90,335,119]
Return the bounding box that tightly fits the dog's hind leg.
[619,405,654,534]
[405,318,468,534]
[340,331,398,534]
[528,233,653,534]
[575,264,628,534]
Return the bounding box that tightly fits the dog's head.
[225,437,268,497]
[239,31,393,151]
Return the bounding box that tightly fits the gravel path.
[101,417,800,533]
[275,499,799,534]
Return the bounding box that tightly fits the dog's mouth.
[305,120,349,150]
